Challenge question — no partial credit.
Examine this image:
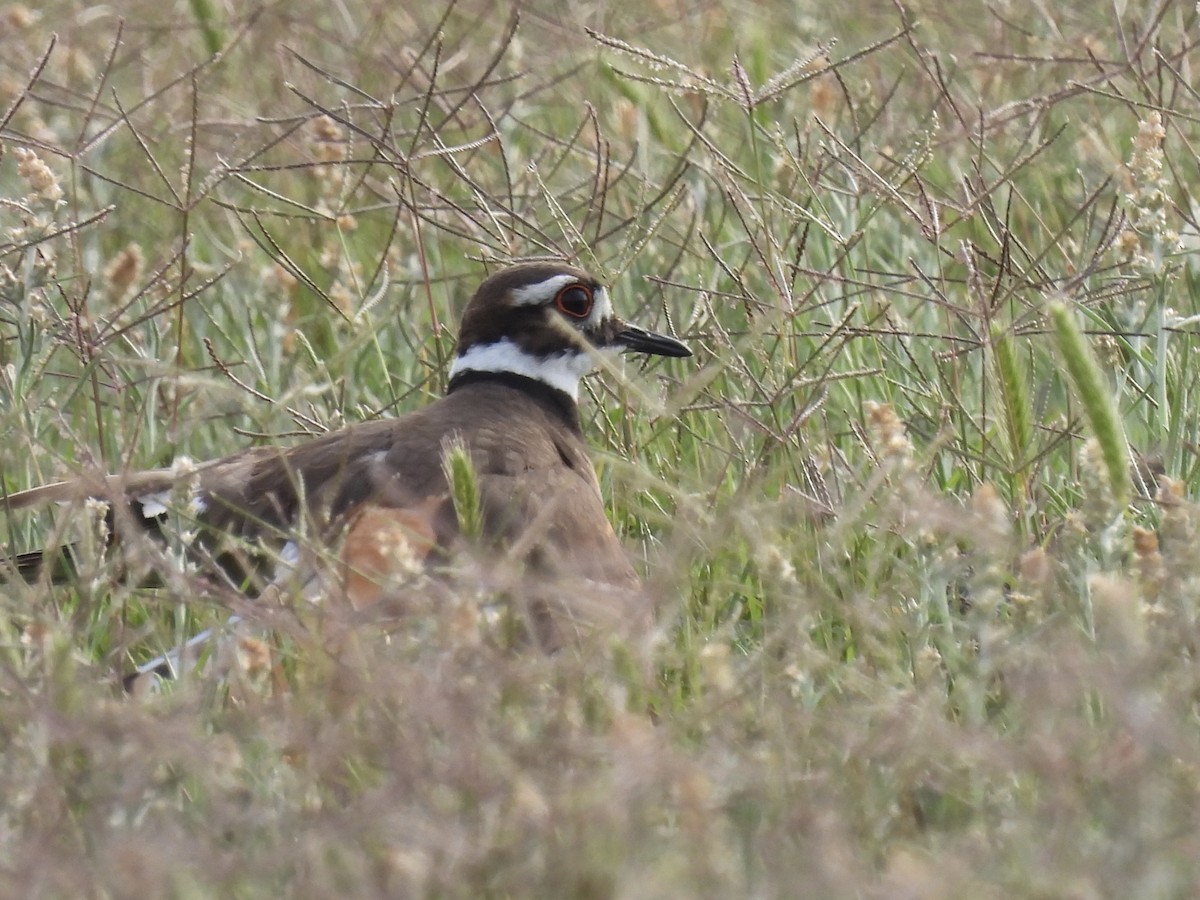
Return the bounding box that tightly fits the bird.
[2,261,692,676]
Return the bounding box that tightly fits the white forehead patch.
[589,286,612,327]
[510,274,579,306]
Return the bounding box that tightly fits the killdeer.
[3,261,691,670]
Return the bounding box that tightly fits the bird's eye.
[554,284,594,318]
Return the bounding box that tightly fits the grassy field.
[2,0,1199,895]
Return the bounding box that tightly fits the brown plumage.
[3,261,691,654]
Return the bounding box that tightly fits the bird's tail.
[1,544,80,583]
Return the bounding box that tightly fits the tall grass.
[2,0,1200,894]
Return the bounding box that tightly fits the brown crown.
[453,262,606,359]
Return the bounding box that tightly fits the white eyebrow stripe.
[509,274,579,306]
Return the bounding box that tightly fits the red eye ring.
[554,283,594,319]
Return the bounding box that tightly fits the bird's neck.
[447,338,593,401]
[446,368,583,434]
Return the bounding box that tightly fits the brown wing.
[375,382,637,586]
[3,468,193,511]
[4,380,644,636]
[195,418,405,538]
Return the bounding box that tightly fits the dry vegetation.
[2,0,1200,895]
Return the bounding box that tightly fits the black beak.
[614,322,692,358]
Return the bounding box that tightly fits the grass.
[3,0,1200,895]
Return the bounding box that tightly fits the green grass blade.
[1050,301,1131,506]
